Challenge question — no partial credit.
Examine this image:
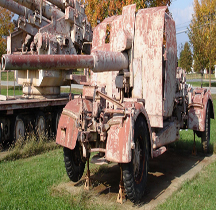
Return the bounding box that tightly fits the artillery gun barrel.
[46,0,65,11]
[13,0,64,20]
[0,0,32,17]
[2,51,128,72]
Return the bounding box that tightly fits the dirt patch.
[53,150,216,209]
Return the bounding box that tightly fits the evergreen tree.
[179,42,193,73]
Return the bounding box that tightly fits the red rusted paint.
[0,97,68,111]
[106,116,131,163]
[3,51,128,72]
[70,75,86,84]
[152,121,180,149]
[56,112,79,150]
[133,6,167,128]
[56,98,93,149]
[164,13,177,117]
[2,54,95,70]
[188,88,213,131]
[105,101,153,162]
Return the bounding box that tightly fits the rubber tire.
[122,115,149,203]
[63,142,86,182]
[201,102,210,153]
[54,110,62,135]
[14,115,25,142]
[35,111,46,136]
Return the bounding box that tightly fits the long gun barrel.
[46,0,66,11]
[0,0,32,17]
[46,0,74,11]
[13,0,64,20]
[2,51,128,72]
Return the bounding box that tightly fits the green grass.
[0,86,22,96]
[0,96,215,209]
[0,150,115,210]
[156,161,216,210]
[186,73,215,80]
[187,81,216,88]
[156,96,216,209]
[1,133,59,162]
[170,97,216,153]
[61,87,82,95]
[1,71,15,81]
[0,149,77,209]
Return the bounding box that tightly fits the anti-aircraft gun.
[2,3,214,204]
[0,0,92,143]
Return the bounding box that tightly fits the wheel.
[122,115,149,203]
[63,142,86,182]
[35,112,46,136]
[14,115,25,142]
[54,110,62,135]
[201,102,210,153]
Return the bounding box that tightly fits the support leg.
[117,164,125,204]
[192,131,197,156]
[84,157,92,190]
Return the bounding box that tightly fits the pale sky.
[169,0,194,48]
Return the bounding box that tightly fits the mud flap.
[56,98,92,150]
[106,102,152,163]
[106,117,132,163]
[188,88,214,132]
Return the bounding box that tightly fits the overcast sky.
[169,0,194,48]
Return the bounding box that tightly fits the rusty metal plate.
[106,117,131,163]
[163,13,177,117]
[133,6,167,128]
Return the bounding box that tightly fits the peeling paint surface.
[134,7,167,128]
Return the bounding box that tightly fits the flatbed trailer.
[0,94,69,145]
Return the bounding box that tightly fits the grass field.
[0,149,116,210]
[1,71,15,81]
[0,97,215,209]
[156,161,216,210]
[186,73,216,80]
[0,86,22,96]
[188,81,216,88]
[156,96,216,210]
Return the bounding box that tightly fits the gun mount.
[2,0,92,98]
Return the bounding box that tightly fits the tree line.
[179,0,216,74]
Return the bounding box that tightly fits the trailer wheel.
[201,102,210,153]
[63,142,86,182]
[54,110,62,135]
[122,116,149,203]
[35,112,46,136]
[14,115,25,142]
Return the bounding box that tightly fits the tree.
[84,0,172,28]
[179,42,193,73]
[188,0,216,84]
[0,7,14,58]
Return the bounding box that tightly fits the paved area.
[55,150,216,209]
